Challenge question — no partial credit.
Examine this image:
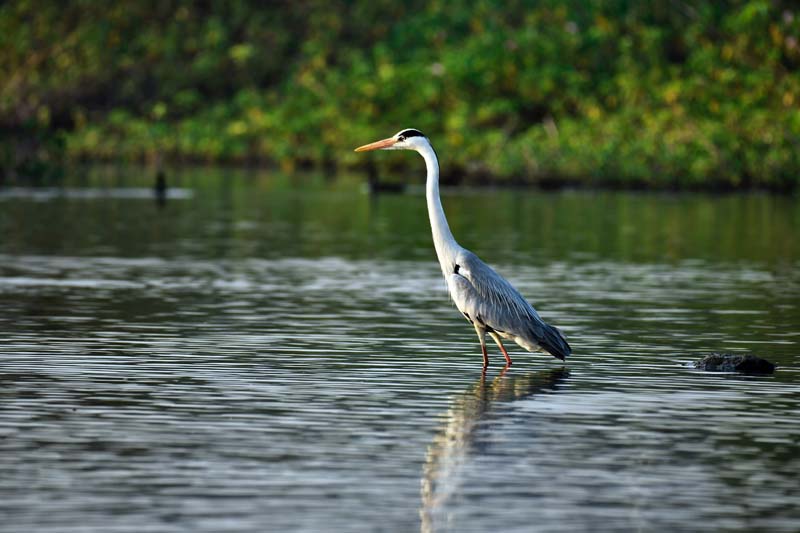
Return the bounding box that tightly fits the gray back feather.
[456,250,570,358]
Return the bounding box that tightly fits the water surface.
[1,168,798,532]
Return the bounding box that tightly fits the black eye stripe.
[398,128,425,139]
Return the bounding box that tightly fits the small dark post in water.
[154,169,167,206]
[366,160,406,195]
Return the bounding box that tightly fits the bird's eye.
[398,135,405,142]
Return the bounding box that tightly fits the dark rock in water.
[694,353,776,374]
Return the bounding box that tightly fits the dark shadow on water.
[420,368,568,531]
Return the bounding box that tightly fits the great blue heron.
[355,129,571,369]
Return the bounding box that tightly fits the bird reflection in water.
[420,368,568,532]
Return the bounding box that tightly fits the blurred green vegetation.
[2,0,799,190]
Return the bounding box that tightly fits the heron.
[355,129,571,369]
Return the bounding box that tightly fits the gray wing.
[448,249,570,360]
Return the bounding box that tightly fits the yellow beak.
[354,137,397,152]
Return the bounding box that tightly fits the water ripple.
[0,253,798,532]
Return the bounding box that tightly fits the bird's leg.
[489,332,513,367]
[473,324,489,369]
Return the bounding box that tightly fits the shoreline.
[2,160,797,195]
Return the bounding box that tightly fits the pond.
[0,168,798,532]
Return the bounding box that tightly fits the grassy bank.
[2,1,799,190]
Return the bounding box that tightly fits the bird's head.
[354,128,429,153]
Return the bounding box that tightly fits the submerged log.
[694,353,776,374]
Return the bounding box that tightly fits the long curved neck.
[418,143,460,275]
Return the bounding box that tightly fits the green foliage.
[2,0,799,189]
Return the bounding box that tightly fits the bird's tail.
[540,324,571,361]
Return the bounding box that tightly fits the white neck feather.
[417,142,461,276]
